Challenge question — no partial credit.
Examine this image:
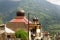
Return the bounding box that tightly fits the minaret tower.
[33,17,42,40]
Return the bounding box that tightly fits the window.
[7,35,10,38]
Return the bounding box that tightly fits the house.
[0,24,15,40]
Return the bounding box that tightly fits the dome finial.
[16,10,25,16]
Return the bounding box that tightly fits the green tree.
[15,29,28,40]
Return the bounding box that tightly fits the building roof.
[5,24,15,33]
[42,31,49,35]
[0,24,15,34]
[10,17,32,24]
[9,10,32,24]
[5,27,15,33]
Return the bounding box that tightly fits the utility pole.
[28,13,30,40]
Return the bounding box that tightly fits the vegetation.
[0,0,60,39]
[15,29,28,40]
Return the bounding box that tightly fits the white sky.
[0,0,60,5]
[10,0,21,1]
[46,0,60,5]
[0,0,21,1]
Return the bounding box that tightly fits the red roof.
[10,17,32,24]
[43,31,49,35]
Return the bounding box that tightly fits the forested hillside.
[0,0,60,33]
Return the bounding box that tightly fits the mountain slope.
[0,0,60,33]
[17,0,60,31]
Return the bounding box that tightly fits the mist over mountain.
[0,0,60,33]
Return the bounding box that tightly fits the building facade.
[6,10,31,31]
[29,17,51,40]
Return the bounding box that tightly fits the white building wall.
[29,30,31,40]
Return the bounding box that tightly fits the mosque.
[0,10,51,40]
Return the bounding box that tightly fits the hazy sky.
[10,0,21,1]
[46,0,60,5]
[0,0,60,5]
[0,0,21,1]
[11,0,60,6]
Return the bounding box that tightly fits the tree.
[15,29,28,40]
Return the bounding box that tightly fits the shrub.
[15,29,28,40]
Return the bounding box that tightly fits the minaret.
[32,17,42,40]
